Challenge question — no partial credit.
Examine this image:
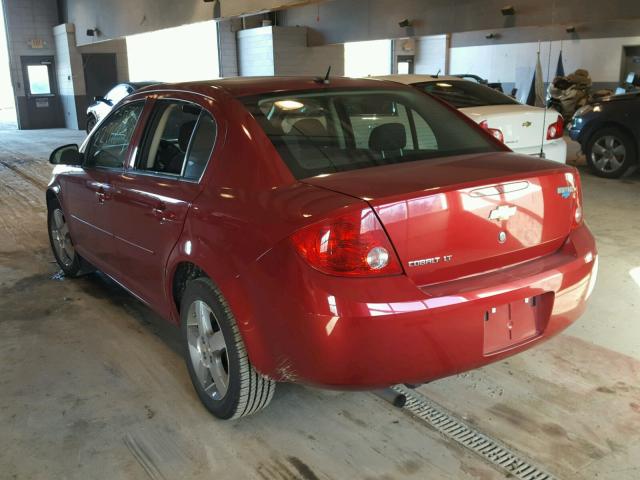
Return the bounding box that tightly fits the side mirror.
[50,144,82,166]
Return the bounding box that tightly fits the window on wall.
[344,40,392,77]
[126,21,220,82]
[26,65,51,95]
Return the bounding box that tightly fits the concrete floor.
[1,129,639,480]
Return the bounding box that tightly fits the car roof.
[372,74,464,85]
[126,81,159,89]
[135,76,406,98]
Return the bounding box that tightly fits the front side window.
[85,102,144,169]
[414,80,518,108]
[241,88,499,179]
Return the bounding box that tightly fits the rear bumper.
[239,224,596,389]
[512,138,567,163]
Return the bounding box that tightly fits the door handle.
[96,187,109,203]
[152,202,169,221]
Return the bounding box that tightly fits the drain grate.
[390,385,557,480]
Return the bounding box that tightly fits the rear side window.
[241,88,498,179]
[183,113,216,181]
[137,101,201,176]
[414,80,518,108]
[85,102,143,169]
[135,100,216,181]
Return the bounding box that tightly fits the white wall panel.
[414,35,448,75]
[237,27,274,76]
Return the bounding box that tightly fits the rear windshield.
[413,80,518,108]
[241,88,499,179]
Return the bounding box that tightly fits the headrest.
[369,123,406,152]
[291,118,327,138]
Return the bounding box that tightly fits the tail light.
[291,208,403,277]
[479,120,504,143]
[570,170,583,228]
[546,115,564,140]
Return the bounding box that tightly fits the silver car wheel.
[186,300,230,400]
[591,135,626,173]
[50,208,75,267]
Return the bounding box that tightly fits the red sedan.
[46,77,597,419]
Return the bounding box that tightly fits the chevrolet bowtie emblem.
[489,205,517,221]
[522,121,532,127]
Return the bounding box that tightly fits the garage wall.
[237,26,343,77]
[53,23,129,129]
[450,36,640,103]
[78,38,128,84]
[280,0,640,46]
[218,20,239,78]
[273,27,343,76]
[414,35,448,75]
[62,0,322,46]
[2,0,63,128]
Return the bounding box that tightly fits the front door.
[20,56,63,129]
[109,96,218,308]
[63,101,145,270]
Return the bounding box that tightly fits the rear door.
[109,94,219,307]
[63,101,145,268]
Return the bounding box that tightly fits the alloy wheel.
[591,135,626,173]
[50,208,75,267]
[186,300,230,400]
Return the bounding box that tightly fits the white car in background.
[375,75,567,163]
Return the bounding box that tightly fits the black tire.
[86,115,97,134]
[180,277,275,419]
[47,199,94,277]
[585,127,637,178]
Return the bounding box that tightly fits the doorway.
[20,56,63,129]
[397,55,415,74]
[621,46,640,83]
[82,53,118,101]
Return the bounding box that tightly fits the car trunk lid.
[460,104,561,150]
[303,152,577,286]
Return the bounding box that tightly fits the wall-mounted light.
[398,19,412,28]
[86,28,100,37]
[566,25,576,33]
[501,5,515,15]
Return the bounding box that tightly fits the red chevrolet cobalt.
[46,77,597,419]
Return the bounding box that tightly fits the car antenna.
[434,69,441,78]
[315,66,331,84]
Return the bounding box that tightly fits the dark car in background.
[86,82,156,133]
[569,92,640,178]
